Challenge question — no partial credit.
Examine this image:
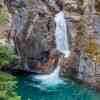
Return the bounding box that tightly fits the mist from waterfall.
[32,11,70,88]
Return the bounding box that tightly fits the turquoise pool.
[16,76,100,100]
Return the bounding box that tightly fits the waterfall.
[33,54,64,87]
[54,11,70,58]
[33,65,64,87]
[32,11,70,87]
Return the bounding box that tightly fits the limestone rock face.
[4,0,60,67]
[78,53,96,84]
[4,0,80,72]
[4,0,100,84]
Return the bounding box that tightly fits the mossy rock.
[28,0,33,4]
[85,38,97,56]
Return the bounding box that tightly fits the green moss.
[28,11,33,17]
[0,15,8,25]
[28,0,33,4]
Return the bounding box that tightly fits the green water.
[0,72,100,100]
[15,76,100,100]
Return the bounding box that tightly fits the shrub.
[0,46,16,66]
[0,15,8,25]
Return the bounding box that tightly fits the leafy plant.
[0,72,21,100]
[0,15,8,25]
[0,46,16,66]
[0,91,21,100]
[16,4,22,11]
[0,72,16,82]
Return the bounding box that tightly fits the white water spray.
[34,65,63,87]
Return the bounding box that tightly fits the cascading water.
[54,11,70,58]
[33,55,64,88]
[32,11,70,88]
[33,65,64,87]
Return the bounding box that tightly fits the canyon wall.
[3,0,100,85]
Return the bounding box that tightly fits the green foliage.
[79,32,86,43]
[0,15,8,25]
[0,46,16,66]
[80,32,84,36]
[16,4,21,11]
[0,72,16,82]
[0,72,21,100]
[0,72,16,92]
[0,91,21,100]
